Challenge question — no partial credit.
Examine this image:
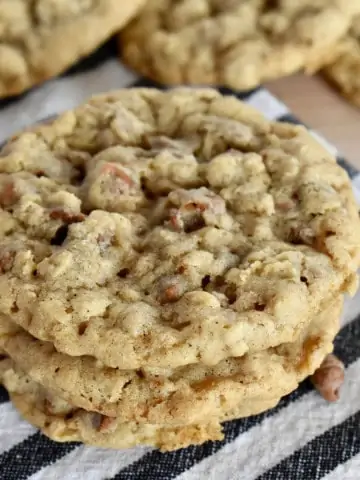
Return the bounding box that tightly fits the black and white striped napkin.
[0,39,360,480]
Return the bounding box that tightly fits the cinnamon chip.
[311,354,345,402]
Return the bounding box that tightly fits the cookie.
[0,88,359,370]
[0,296,342,425]
[322,15,360,108]
[0,0,145,98]
[0,357,222,451]
[0,355,308,451]
[119,0,360,89]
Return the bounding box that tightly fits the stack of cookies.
[0,88,359,451]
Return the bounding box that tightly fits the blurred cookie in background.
[119,0,360,89]
[0,0,146,98]
[322,15,360,108]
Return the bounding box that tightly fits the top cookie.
[0,0,145,98]
[323,15,360,108]
[0,88,358,370]
[119,0,360,89]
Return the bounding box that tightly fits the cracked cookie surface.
[0,0,145,97]
[119,0,360,89]
[323,15,360,108]
[0,88,359,370]
[0,297,342,425]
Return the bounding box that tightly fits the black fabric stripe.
[218,86,260,100]
[129,78,165,89]
[0,90,31,111]
[333,314,360,367]
[64,38,117,77]
[0,386,9,404]
[0,432,79,480]
[336,156,359,179]
[277,113,302,125]
[111,311,360,480]
[258,410,360,480]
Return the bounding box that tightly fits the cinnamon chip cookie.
[119,0,360,89]
[0,297,342,449]
[0,0,145,97]
[323,15,360,108]
[0,357,318,451]
[0,357,223,451]
[0,88,358,371]
[0,295,343,425]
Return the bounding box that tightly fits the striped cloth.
[0,39,360,480]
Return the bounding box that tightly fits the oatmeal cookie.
[322,15,360,108]
[0,0,145,97]
[0,88,358,370]
[119,0,360,89]
[0,356,300,451]
[0,297,342,425]
[0,357,222,451]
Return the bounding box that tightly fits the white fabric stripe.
[246,89,289,120]
[352,186,360,206]
[351,175,360,205]
[0,402,36,454]
[0,59,136,143]
[29,445,151,480]
[352,173,360,188]
[177,359,360,480]
[322,452,360,480]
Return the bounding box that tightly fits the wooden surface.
[266,74,360,169]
